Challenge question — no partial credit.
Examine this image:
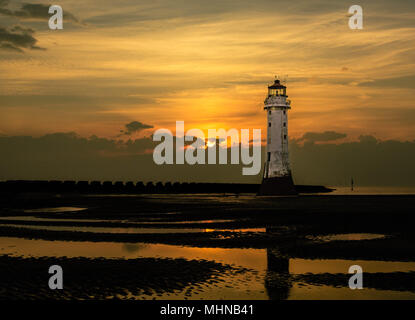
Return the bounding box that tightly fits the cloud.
[0,41,23,52]
[120,121,154,135]
[358,75,415,89]
[0,132,250,183]
[0,2,80,52]
[0,131,415,187]
[0,25,44,52]
[289,135,415,187]
[0,0,8,9]
[358,135,378,144]
[0,2,78,23]
[298,131,347,143]
[0,0,414,144]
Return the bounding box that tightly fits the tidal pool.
[1,237,414,300]
[0,224,264,234]
[23,207,87,213]
[306,233,387,242]
[0,216,234,225]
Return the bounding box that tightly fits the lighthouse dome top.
[268,79,286,89]
[267,79,286,97]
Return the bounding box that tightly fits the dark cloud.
[358,135,378,144]
[0,25,44,52]
[298,131,347,143]
[0,131,414,187]
[0,41,23,52]
[0,2,78,23]
[120,121,154,135]
[0,2,80,52]
[290,135,415,187]
[0,132,251,183]
[358,75,415,89]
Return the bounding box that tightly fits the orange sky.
[1,0,415,141]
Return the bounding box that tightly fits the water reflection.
[23,207,87,213]
[0,224,264,234]
[1,236,415,299]
[265,249,291,300]
[0,216,234,225]
[0,224,209,234]
[306,233,387,242]
[122,243,145,253]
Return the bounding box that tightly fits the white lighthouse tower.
[258,78,297,195]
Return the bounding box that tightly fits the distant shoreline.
[0,180,334,194]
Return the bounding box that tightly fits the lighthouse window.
[283,110,286,115]
[267,152,270,161]
[268,122,271,127]
[283,122,286,127]
[284,134,287,140]
[268,110,271,115]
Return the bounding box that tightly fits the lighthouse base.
[258,175,297,196]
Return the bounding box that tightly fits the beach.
[0,192,415,300]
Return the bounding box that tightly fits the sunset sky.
[1,0,415,141]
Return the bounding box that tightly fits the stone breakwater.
[0,180,334,194]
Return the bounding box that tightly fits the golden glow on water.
[306,233,386,242]
[0,216,234,224]
[0,237,267,269]
[1,237,415,300]
[288,284,415,300]
[0,224,264,234]
[290,259,415,274]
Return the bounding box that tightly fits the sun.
[206,139,216,148]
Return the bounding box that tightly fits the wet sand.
[0,255,240,300]
[0,193,415,299]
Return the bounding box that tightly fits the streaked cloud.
[120,121,154,135]
[0,25,44,52]
[0,0,414,142]
[297,131,347,143]
[0,1,78,23]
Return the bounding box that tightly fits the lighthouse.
[258,78,297,195]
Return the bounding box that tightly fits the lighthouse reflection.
[264,228,292,300]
